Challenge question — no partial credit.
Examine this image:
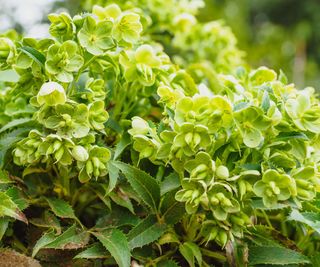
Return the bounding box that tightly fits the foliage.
[0,1,319,266]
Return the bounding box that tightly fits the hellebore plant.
[0,1,319,267]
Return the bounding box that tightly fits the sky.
[0,0,64,38]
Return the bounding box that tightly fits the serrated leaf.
[0,218,9,240]
[160,172,180,196]
[0,191,27,223]
[19,46,46,67]
[251,199,292,210]
[249,246,310,265]
[157,259,180,267]
[0,118,34,134]
[114,132,131,160]
[112,161,160,213]
[92,228,130,267]
[107,161,119,194]
[32,229,56,257]
[179,242,202,267]
[0,169,13,184]
[161,191,185,225]
[0,127,31,167]
[45,197,76,219]
[6,187,29,211]
[287,209,320,234]
[30,211,61,234]
[127,215,167,249]
[32,225,89,257]
[45,224,89,250]
[74,243,107,259]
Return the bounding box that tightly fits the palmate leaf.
[127,215,167,249]
[92,228,131,267]
[112,161,160,213]
[248,246,310,265]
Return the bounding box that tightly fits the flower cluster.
[130,66,320,245]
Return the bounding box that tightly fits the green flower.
[77,146,111,183]
[249,66,277,86]
[48,12,75,40]
[207,185,240,221]
[0,37,16,69]
[157,84,184,109]
[119,44,161,86]
[184,152,215,183]
[253,169,296,207]
[37,82,66,106]
[72,145,89,162]
[78,16,115,55]
[234,106,270,148]
[45,41,84,83]
[285,92,320,133]
[38,134,75,166]
[92,4,122,20]
[13,130,43,166]
[172,123,211,158]
[83,78,106,101]
[88,101,109,131]
[44,103,90,138]
[113,13,143,43]
[132,135,160,161]
[128,116,150,136]
[175,95,233,133]
[175,180,206,214]
[291,167,318,201]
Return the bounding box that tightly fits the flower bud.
[37,82,67,106]
[72,146,89,162]
[216,166,229,179]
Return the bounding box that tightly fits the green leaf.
[32,229,56,257]
[161,191,185,225]
[0,169,13,184]
[114,132,131,160]
[287,209,320,234]
[6,187,29,210]
[157,260,180,267]
[249,246,310,265]
[45,197,76,219]
[0,127,31,167]
[0,218,9,240]
[0,118,34,134]
[92,228,130,267]
[32,225,89,257]
[0,191,27,223]
[19,46,46,67]
[127,215,167,249]
[107,161,119,194]
[160,172,180,196]
[179,242,202,267]
[74,243,107,259]
[112,161,160,213]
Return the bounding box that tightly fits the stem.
[261,210,273,229]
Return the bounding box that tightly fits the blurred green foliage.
[202,0,320,88]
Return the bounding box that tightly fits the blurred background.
[0,0,319,89]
